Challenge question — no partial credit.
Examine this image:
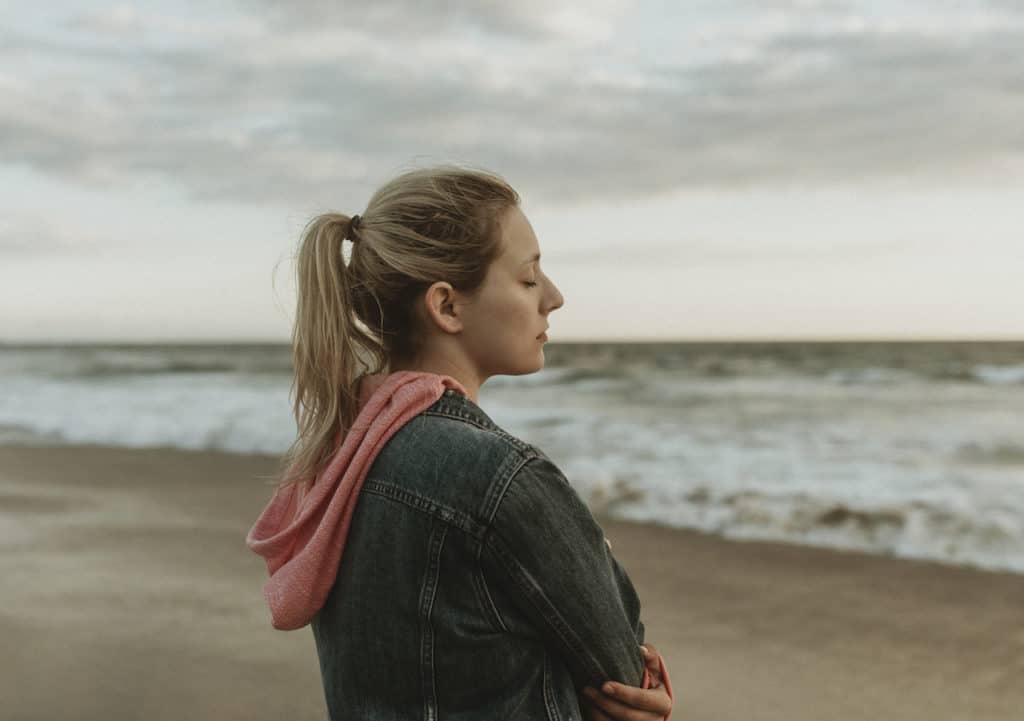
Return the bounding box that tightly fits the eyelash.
[524,281,538,287]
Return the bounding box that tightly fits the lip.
[538,331,548,341]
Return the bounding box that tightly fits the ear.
[422,281,464,334]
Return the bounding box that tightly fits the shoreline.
[5,439,1020,578]
[3,442,1023,720]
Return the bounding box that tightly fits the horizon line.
[2,336,1022,347]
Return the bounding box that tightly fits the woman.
[247,165,674,720]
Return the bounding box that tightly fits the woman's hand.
[578,643,673,721]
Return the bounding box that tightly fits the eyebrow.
[520,253,541,266]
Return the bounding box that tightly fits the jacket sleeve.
[480,453,647,691]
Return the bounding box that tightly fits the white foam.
[3,343,1023,574]
[0,373,295,454]
[972,363,1024,385]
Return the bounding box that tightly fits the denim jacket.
[311,387,647,720]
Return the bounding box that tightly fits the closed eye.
[524,281,538,287]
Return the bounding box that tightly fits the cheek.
[469,281,537,334]
[495,301,533,333]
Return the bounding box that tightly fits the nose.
[546,275,564,312]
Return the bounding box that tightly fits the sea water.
[2,340,1021,573]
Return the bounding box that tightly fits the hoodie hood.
[245,370,470,630]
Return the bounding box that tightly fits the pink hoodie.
[245,370,673,715]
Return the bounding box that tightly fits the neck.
[388,358,482,404]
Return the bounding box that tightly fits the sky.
[2,0,1022,343]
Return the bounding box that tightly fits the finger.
[639,645,662,684]
[579,692,617,721]
[581,684,634,716]
[599,682,672,717]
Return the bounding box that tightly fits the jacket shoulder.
[366,392,541,525]
[418,388,538,459]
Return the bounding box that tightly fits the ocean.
[2,340,1022,574]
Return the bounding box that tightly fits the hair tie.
[345,214,361,242]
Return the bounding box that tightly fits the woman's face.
[458,205,564,379]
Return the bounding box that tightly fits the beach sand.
[2,442,1022,720]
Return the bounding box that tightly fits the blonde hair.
[276,164,520,489]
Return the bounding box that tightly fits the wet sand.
[2,442,1022,720]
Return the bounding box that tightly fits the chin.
[504,353,545,377]
[529,349,545,372]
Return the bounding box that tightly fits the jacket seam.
[473,450,533,635]
[420,409,535,456]
[484,529,605,685]
[362,480,487,540]
[473,538,508,633]
[480,449,534,525]
[483,458,607,686]
[419,522,447,721]
[362,481,511,635]
[542,648,566,721]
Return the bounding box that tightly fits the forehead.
[498,206,540,266]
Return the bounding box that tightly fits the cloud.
[0,214,106,256]
[547,232,932,268]
[1,2,1023,208]
[243,0,631,44]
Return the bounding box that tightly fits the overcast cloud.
[3,1,1022,341]
[3,1,1024,208]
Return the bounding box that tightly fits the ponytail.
[276,213,383,489]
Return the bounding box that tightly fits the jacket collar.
[429,387,499,429]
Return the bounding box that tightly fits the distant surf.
[2,340,1021,574]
